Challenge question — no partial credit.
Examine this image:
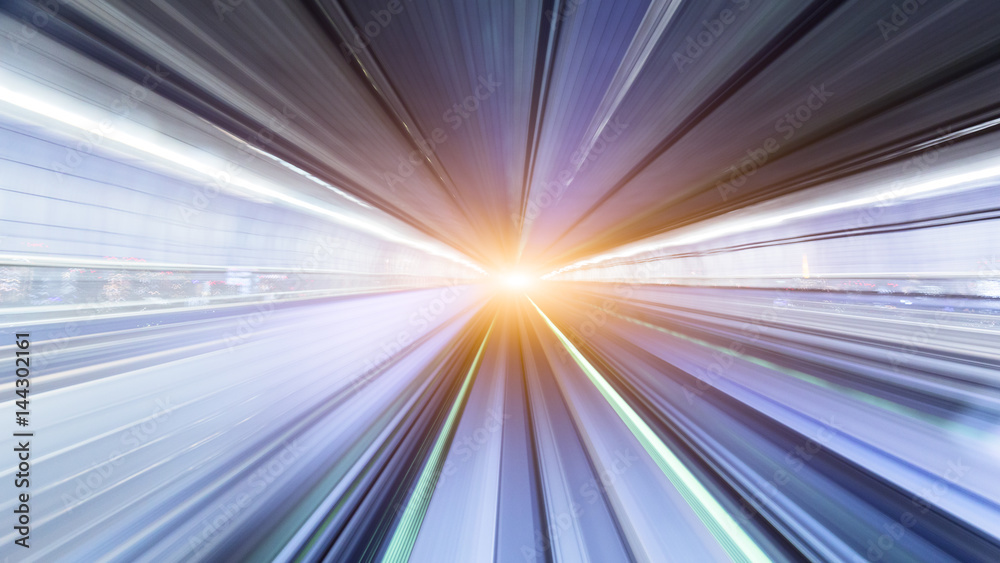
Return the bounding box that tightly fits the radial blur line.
[531,301,769,561]
[516,299,632,562]
[528,298,770,563]
[381,313,496,562]
[2,0,1000,560]
[531,283,1000,560]
[493,300,547,562]
[406,304,519,561]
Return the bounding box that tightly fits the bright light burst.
[494,271,536,291]
[3,1,1000,561]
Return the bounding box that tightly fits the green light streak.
[381,317,496,563]
[529,298,768,563]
